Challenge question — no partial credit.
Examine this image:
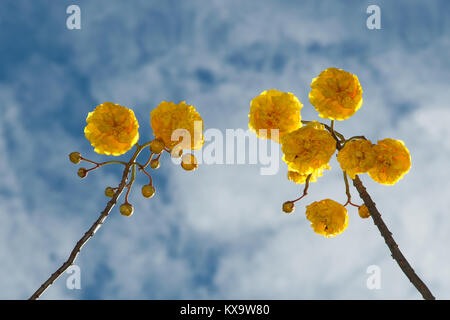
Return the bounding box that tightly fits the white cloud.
[0,0,449,300]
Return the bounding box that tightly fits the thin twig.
[291,174,312,203]
[342,171,359,207]
[135,162,153,185]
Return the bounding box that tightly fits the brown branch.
[316,122,435,299]
[28,149,141,300]
[352,175,435,300]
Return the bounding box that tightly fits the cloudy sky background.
[0,0,449,299]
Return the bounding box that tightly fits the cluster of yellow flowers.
[338,137,411,184]
[70,101,204,217]
[249,67,411,237]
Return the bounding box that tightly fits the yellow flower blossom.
[150,101,204,150]
[309,67,363,120]
[249,89,303,142]
[358,204,370,219]
[337,139,376,179]
[368,138,411,185]
[281,121,336,174]
[305,199,349,237]
[84,102,139,156]
[287,164,330,184]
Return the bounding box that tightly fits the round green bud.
[181,154,198,171]
[149,139,165,154]
[150,159,160,169]
[120,203,134,217]
[141,184,156,198]
[105,187,115,198]
[77,168,88,178]
[69,152,81,164]
[282,201,295,214]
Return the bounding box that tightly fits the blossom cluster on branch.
[70,100,205,217]
[248,67,411,238]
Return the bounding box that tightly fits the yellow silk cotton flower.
[337,139,376,179]
[287,164,330,184]
[84,102,139,156]
[309,67,363,120]
[368,138,411,185]
[249,89,303,142]
[281,121,336,175]
[305,199,349,237]
[150,101,204,150]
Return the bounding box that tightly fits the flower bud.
[77,168,88,178]
[69,152,81,164]
[282,201,295,214]
[150,159,160,169]
[358,204,370,219]
[105,187,115,198]
[141,184,156,198]
[120,203,134,217]
[181,154,198,171]
[149,139,165,154]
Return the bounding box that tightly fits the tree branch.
[28,150,140,300]
[315,121,435,299]
[352,175,435,300]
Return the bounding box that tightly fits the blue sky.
[0,0,449,299]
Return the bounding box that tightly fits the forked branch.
[28,146,144,300]
[322,122,435,300]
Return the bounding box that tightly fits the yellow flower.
[368,138,411,185]
[305,199,349,237]
[287,164,330,184]
[84,102,139,156]
[337,139,376,179]
[150,101,204,150]
[309,67,363,120]
[281,121,336,175]
[358,204,370,219]
[249,89,303,142]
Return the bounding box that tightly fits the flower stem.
[291,174,312,203]
[135,162,153,185]
[142,152,154,168]
[342,171,359,207]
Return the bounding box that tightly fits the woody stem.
[320,121,435,300]
[352,175,435,300]
[29,142,153,300]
